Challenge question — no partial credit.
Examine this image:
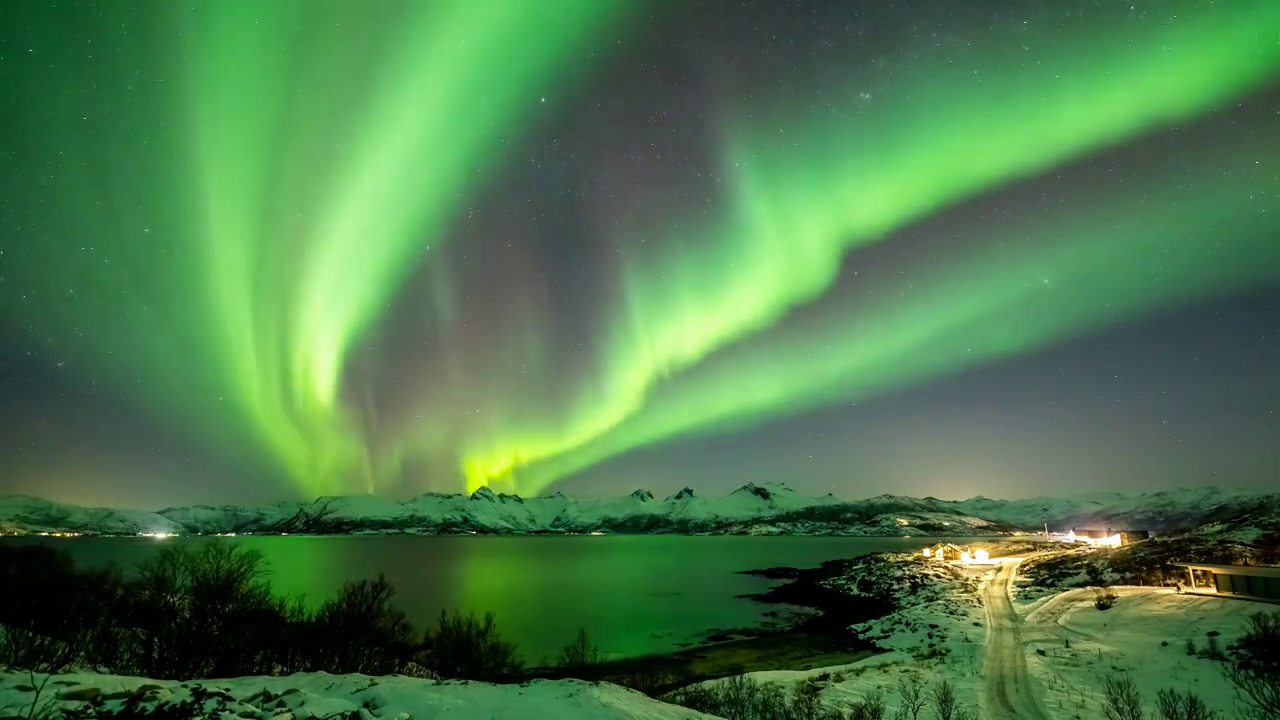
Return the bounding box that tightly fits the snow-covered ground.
[0,671,714,720]
[707,553,1271,719]
[711,554,993,717]
[1021,587,1262,719]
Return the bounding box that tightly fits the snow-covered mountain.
[0,485,1273,538]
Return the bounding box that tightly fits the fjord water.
[25,535,980,662]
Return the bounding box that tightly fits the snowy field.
[1022,587,1262,719]
[714,561,1268,719]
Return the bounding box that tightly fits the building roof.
[1172,563,1280,579]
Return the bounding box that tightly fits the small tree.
[896,673,927,720]
[931,679,958,720]
[1155,688,1217,720]
[123,542,286,679]
[1101,674,1145,720]
[422,610,522,680]
[312,575,416,675]
[557,628,603,673]
[848,689,887,720]
[1225,611,1280,720]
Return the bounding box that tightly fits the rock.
[58,686,102,702]
[135,684,164,695]
[13,685,35,693]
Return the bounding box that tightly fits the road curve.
[982,559,1049,720]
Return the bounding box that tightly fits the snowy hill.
[951,487,1276,534]
[0,485,1273,538]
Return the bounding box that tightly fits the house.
[1172,563,1280,603]
[924,543,965,561]
[1066,528,1148,547]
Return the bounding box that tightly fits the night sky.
[1,0,1277,509]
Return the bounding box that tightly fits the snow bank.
[0,671,714,720]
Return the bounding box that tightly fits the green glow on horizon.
[458,2,1280,493]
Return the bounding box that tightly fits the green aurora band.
[457,2,1280,492]
[9,0,629,495]
[7,1,1279,497]
[187,0,630,494]
[494,138,1280,491]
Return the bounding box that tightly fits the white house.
[1066,529,1149,547]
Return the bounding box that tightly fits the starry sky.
[1,0,1278,509]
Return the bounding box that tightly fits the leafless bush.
[931,679,957,720]
[895,673,927,720]
[663,674,845,720]
[557,628,603,673]
[421,610,522,680]
[1094,586,1119,611]
[847,689,886,720]
[1155,688,1217,720]
[1225,611,1280,720]
[311,575,416,675]
[122,542,284,679]
[1101,674,1145,720]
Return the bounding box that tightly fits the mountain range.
[1,484,1275,538]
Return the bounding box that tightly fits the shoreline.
[522,554,892,692]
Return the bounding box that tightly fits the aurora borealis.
[2,0,1278,506]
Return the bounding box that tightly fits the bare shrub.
[663,674,846,720]
[122,542,283,679]
[557,628,603,673]
[931,679,957,720]
[895,673,927,720]
[1101,674,1145,720]
[311,575,416,675]
[1155,688,1218,720]
[790,678,825,720]
[422,610,522,680]
[1225,611,1280,720]
[1094,586,1119,611]
[848,689,886,720]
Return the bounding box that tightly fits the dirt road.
[982,559,1049,720]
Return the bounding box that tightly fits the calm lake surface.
[10,535,983,663]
